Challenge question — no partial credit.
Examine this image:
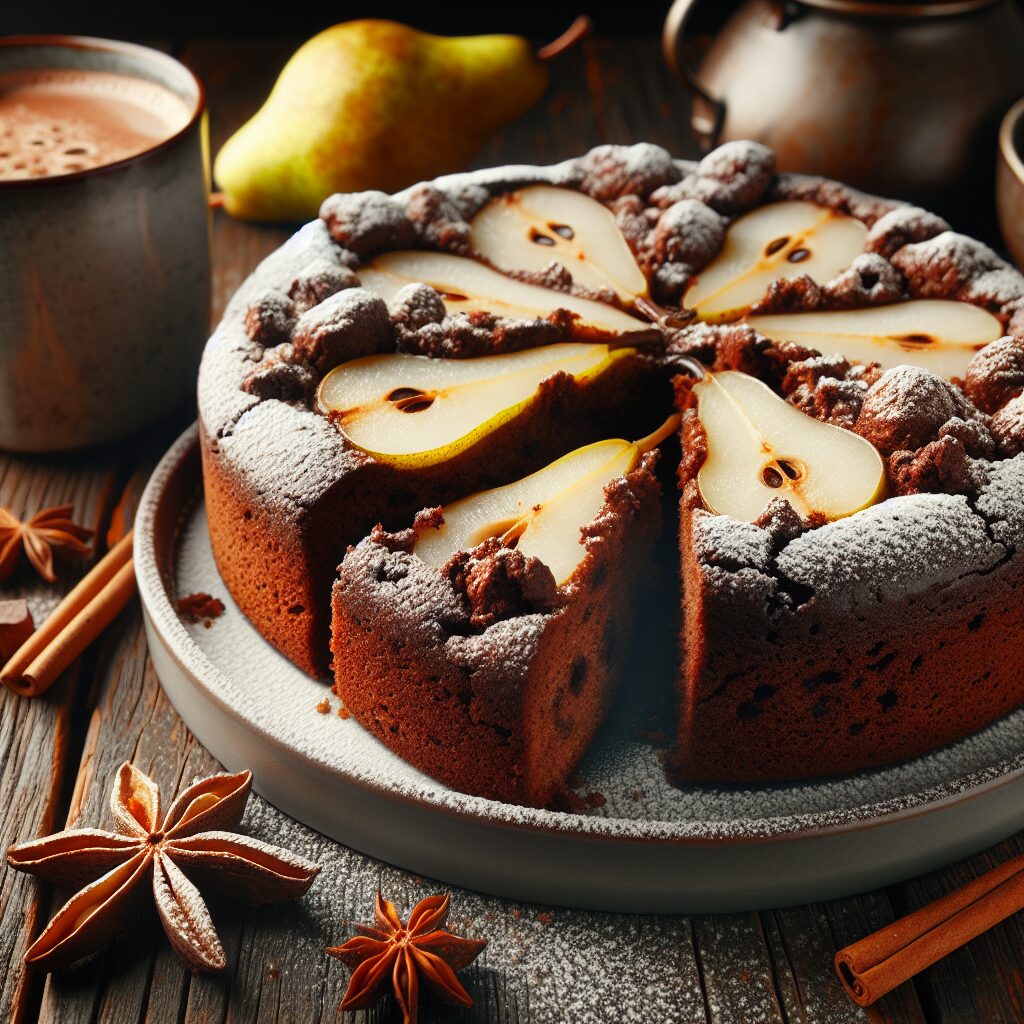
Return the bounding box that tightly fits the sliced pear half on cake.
[685,201,867,322]
[415,417,677,586]
[746,299,1002,380]
[693,370,885,523]
[318,342,634,469]
[469,185,649,305]
[357,250,646,336]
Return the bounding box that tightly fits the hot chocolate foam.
[0,68,192,181]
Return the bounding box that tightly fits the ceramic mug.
[997,97,1024,272]
[0,36,210,453]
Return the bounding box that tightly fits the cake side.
[677,459,1024,781]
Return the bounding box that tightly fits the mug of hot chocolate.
[0,36,210,452]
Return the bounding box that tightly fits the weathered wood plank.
[691,913,785,1024]
[476,36,701,168]
[765,895,927,1024]
[0,455,119,1024]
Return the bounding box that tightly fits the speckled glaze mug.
[0,36,210,452]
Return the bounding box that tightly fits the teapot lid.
[796,0,999,15]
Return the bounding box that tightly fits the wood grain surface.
[0,35,1020,1024]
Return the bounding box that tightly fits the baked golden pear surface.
[692,370,885,523]
[317,343,634,468]
[357,251,647,335]
[746,300,1003,380]
[685,201,867,322]
[469,185,649,304]
[414,418,676,586]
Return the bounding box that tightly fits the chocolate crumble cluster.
[441,540,561,630]
[357,452,661,633]
[236,140,1024,519]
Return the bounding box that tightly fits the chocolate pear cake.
[198,140,1024,803]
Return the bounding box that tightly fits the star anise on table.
[327,891,487,1024]
[0,504,93,584]
[6,762,320,973]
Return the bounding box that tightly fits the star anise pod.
[7,762,320,972]
[327,891,487,1024]
[0,504,93,584]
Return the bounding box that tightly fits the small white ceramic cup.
[0,36,210,453]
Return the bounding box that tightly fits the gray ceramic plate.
[136,424,1024,912]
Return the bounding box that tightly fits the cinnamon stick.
[835,853,1024,1006]
[1,530,135,697]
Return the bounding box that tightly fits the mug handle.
[662,0,727,149]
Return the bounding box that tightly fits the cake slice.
[671,344,1024,781]
[676,456,1024,781]
[330,431,666,805]
[201,217,662,678]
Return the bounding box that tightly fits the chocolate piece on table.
[0,599,34,664]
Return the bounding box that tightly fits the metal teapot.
[663,0,1024,209]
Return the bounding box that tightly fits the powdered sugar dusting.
[168,493,1024,843]
[190,145,1024,858]
[775,492,1005,607]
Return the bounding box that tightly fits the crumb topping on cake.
[442,539,561,630]
[651,140,775,214]
[291,288,393,373]
[853,367,986,455]
[575,142,683,202]
[964,335,1024,413]
[201,140,1024,595]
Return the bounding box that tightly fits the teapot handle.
[662,0,727,149]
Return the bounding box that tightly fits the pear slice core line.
[746,300,1003,380]
[414,419,676,587]
[684,201,868,322]
[318,342,633,467]
[470,185,649,305]
[692,370,886,524]
[357,250,648,336]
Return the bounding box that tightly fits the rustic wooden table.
[2,36,1023,1024]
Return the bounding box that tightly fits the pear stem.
[634,294,694,332]
[634,413,682,454]
[536,15,594,61]
[674,355,708,380]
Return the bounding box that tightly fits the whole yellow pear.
[214,20,551,221]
